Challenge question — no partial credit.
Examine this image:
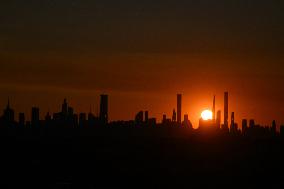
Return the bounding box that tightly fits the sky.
[0,0,284,127]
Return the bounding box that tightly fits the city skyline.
[1,1,284,188]
[1,92,281,131]
[1,1,284,130]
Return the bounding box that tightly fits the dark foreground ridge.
[1,127,284,189]
[1,95,284,188]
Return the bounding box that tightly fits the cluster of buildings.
[0,92,283,138]
[0,95,109,129]
[133,92,281,138]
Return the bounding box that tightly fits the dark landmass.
[1,126,284,189]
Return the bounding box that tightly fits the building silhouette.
[216,110,221,129]
[2,99,15,123]
[135,111,144,125]
[31,107,40,126]
[100,95,108,124]
[0,92,283,140]
[162,114,167,124]
[177,94,182,124]
[230,112,238,134]
[183,114,193,129]
[148,118,156,127]
[212,95,216,121]
[172,109,177,122]
[223,92,229,131]
[145,111,149,123]
[249,119,255,128]
[162,114,171,125]
[62,98,68,117]
[272,120,277,136]
[242,119,248,135]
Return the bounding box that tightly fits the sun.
[201,109,213,121]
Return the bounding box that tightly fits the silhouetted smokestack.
[177,94,182,124]
[224,92,229,130]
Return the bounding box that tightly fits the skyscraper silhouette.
[223,92,229,131]
[213,95,216,121]
[145,111,149,123]
[216,110,221,128]
[3,99,15,123]
[135,111,144,125]
[230,112,236,133]
[62,98,68,116]
[183,114,192,128]
[100,95,108,124]
[172,109,177,122]
[272,120,277,135]
[177,94,182,124]
[249,119,255,128]
[242,119,248,135]
[162,114,167,124]
[31,107,40,126]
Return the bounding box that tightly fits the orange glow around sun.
[201,110,213,120]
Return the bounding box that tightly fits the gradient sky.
[1,0,284,127]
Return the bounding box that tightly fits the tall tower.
[224,92,229,130]
[100,94,108,124]
[216,110,221,129]
[177,94,182,124]
[212,95,216,121]
[172,109,177,122]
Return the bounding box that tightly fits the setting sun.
[201,110,213,120]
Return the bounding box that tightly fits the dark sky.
[1,0,284,127]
